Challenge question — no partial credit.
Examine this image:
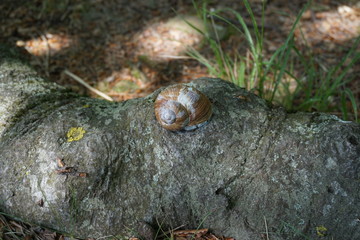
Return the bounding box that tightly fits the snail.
[154,84,212,131]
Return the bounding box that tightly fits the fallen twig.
[64,69,113,101]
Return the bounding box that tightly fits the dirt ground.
[0,0,360,239]
[1,0,359,101]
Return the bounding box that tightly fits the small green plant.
[188,0,265,90]
[188,0,359,122]
[291,35,360,121]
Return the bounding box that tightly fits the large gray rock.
[0,47,359,239]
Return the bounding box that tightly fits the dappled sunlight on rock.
[16,33,74,56]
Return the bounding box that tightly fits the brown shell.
[154,84,212,131]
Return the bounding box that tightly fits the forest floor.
[0,0,360,239]
[1,0,359,101]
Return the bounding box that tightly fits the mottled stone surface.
[0,47,359,239]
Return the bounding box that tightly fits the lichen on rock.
[0,47,359,239]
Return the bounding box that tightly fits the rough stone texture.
[0,47,359,239]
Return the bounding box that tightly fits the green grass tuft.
[188,0,360,122]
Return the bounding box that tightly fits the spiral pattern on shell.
[154,84,212,131]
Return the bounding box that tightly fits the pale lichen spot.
[325,157,337,170]
[67,127,86,142]
[105,119,112,125]
[81,197,105,212]
[323,204,332,216]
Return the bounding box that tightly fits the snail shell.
[154,84,212,131]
